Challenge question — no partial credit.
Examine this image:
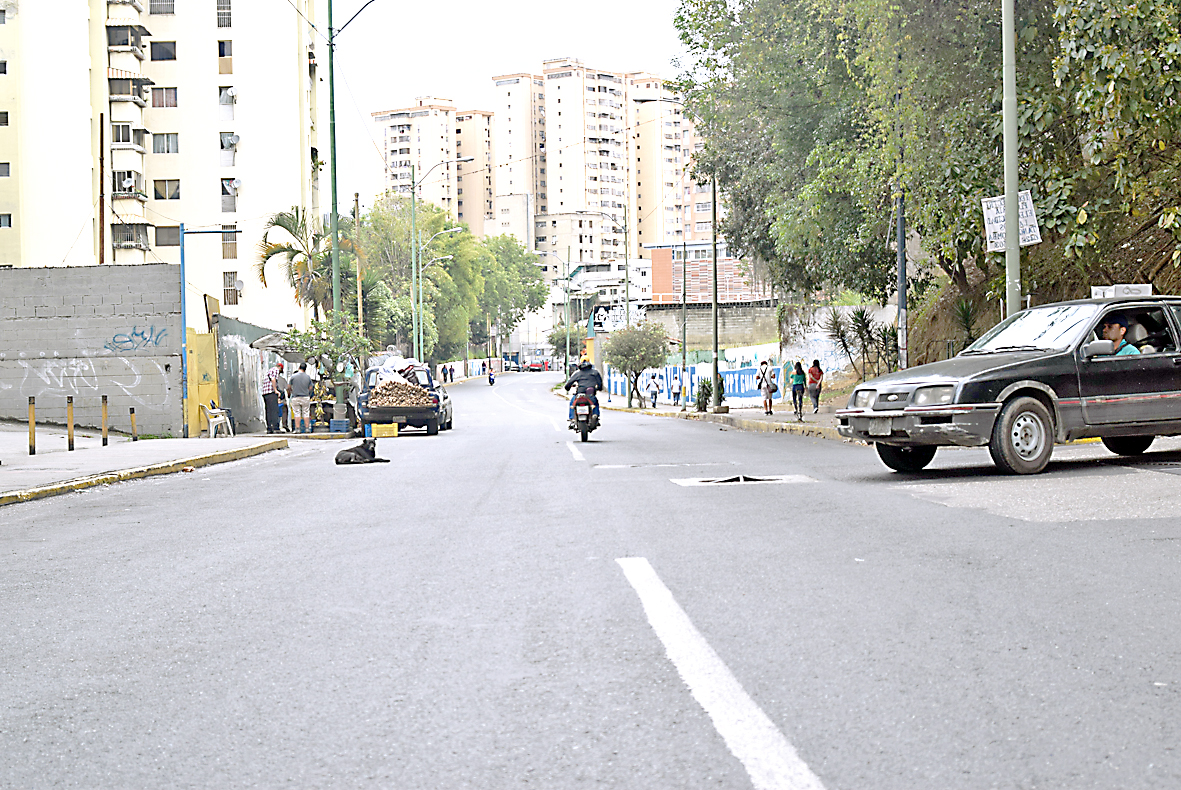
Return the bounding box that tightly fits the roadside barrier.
[67,397,75,451]
[28,397,34,456]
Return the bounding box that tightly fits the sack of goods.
[368,379,434,408]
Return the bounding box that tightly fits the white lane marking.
[566,441,585,461]
[616,557,826,790]
[552,419,564,433]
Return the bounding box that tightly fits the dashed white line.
[566,441,585,461]
[616,557,826,790]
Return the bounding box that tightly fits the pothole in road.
[670,474,816,487]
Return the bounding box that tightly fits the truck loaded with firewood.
[357,358,453,436]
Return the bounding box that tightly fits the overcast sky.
[316,0,688,208]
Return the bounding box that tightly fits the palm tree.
[256,207,358,320]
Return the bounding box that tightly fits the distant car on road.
[526,361,546,372]
[838,296,1181,474]
[505,361,521,372]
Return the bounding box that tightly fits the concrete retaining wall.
[0,264,183,435]
[646,300,779,348]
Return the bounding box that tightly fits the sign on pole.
[982,190,1042,252]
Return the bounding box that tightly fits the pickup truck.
[357,363,453,435]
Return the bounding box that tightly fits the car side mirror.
[1083,339,1115,358]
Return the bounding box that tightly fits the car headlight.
[912,385,956,406]
[852,389,876,408]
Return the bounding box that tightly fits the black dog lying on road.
[334,438,390,464]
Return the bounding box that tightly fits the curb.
[281,433,353,440]
[0,439,288,508]
[657,410,846,441]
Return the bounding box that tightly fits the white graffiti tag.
[15,356,172,408]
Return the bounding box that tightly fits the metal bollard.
[67,397,75,451]
[129,407,138,441]
[102,395,109,446]
[28,396,35,456]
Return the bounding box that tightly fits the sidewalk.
[0,421,287,506]
[600,396,850,442]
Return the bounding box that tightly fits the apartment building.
[0,0,320,332]
[373,97,458,215]
[631,75,686,254]
[489,73,545,249]
[455,110,494,236]
[142,0,321,331]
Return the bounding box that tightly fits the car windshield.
[964,304,1099,354]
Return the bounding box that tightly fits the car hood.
[859,350,1057,388]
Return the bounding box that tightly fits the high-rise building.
[373,97,458,215]
[455,109,494,236]
[489,73,544,246]
[0,0,321,332]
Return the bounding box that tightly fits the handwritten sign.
[981,190,1042,252]
[593,304,646,333]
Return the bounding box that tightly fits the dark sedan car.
[838,296,1181,474]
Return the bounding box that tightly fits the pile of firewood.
[368,379,434,407]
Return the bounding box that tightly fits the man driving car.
[1101,314,1141,356]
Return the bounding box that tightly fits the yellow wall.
[186,329,220,435]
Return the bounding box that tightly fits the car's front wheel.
[876,443,937,472]
[1101,435,1154,456]
[989,396,1053,474]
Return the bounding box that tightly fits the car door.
[1078,305,1181,424]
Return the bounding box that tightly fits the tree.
[603,322,669,407]
[256,207,359,319]
[286,314,372,392]
[480,235,548,349]
[547,322,587,371]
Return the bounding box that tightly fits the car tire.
[989,396,1054,474]
[426,418,439,436]
[875,443,937,472]
[1101,435,1154,456]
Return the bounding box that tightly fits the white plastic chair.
[200,402,234,438]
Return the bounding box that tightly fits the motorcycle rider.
[564,354,604,424]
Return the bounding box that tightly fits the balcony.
[109,0,146,12]
[111,223,151,251]
[112,128,148,154]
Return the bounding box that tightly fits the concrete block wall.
[646,301,779,349]
[0,264,184,436]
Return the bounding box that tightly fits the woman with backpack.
[790,361,807,421]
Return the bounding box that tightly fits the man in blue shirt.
[1101,314,1141,356]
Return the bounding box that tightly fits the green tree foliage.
[546,322,588,370]
[603,322,670,407]
[676,0,1181,303]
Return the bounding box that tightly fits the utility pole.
[1002,0,1021,317]
[409,163,419,358]
[566,245,572,372]
[326,0,344,418]
[681,236,688,410]
[623,203,631,326]
[896,185,907,370]
[98,113,105,266]
[355,192,363,332]
[711,180,720,410]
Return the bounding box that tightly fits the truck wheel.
[875,443,937,472]
[989,396,1053,474]
[1102,435,1154,456]
[426,418,439,436]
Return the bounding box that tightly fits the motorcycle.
[488,370,495,386]
[569,387,600,442]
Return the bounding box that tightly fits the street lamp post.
[415,226,463,358]
[577,209,630,325]
[537,250,572,373]
[408,157,473,359]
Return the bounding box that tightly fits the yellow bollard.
[102,395,109,446]
[130,407,138,441]
[28,396,35,456]
[67,397,75,451]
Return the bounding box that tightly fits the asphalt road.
[4,371,1181,789]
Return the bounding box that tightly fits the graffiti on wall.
[12,356,172,407]
[104,325,169,353]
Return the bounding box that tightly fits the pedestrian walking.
[807,359,824,414]
[276,367,290,432]
[756,360,777,415]
[261,361,284,434]
[289,362,314,434]
[645,373,661,408]
[671,371,682,407]
[449,363,456,382]
[790,361,806,421]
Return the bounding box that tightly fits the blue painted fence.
[603,363,788,405]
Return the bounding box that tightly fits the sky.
[314,0,689,209]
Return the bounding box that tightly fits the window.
[155,226,180,246]
[217,0,232,27]
[112,123,132,144]
[0,10,5,23]
[0,163,9,177]
[218,40,232,57]
[150,42,176,61]
[222,225,237,258]
[220,132,237,165]
[218,41,232,73]
[0,214,10,228]
[153,180,180,200]
[0,112,7,126]
[152,87,177,107]
[219,87,235,120]
[150,0,175,12]
[221,179,237,212]
[223,271,239,305]
[153,133,179,154]
[0,62,7,75]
